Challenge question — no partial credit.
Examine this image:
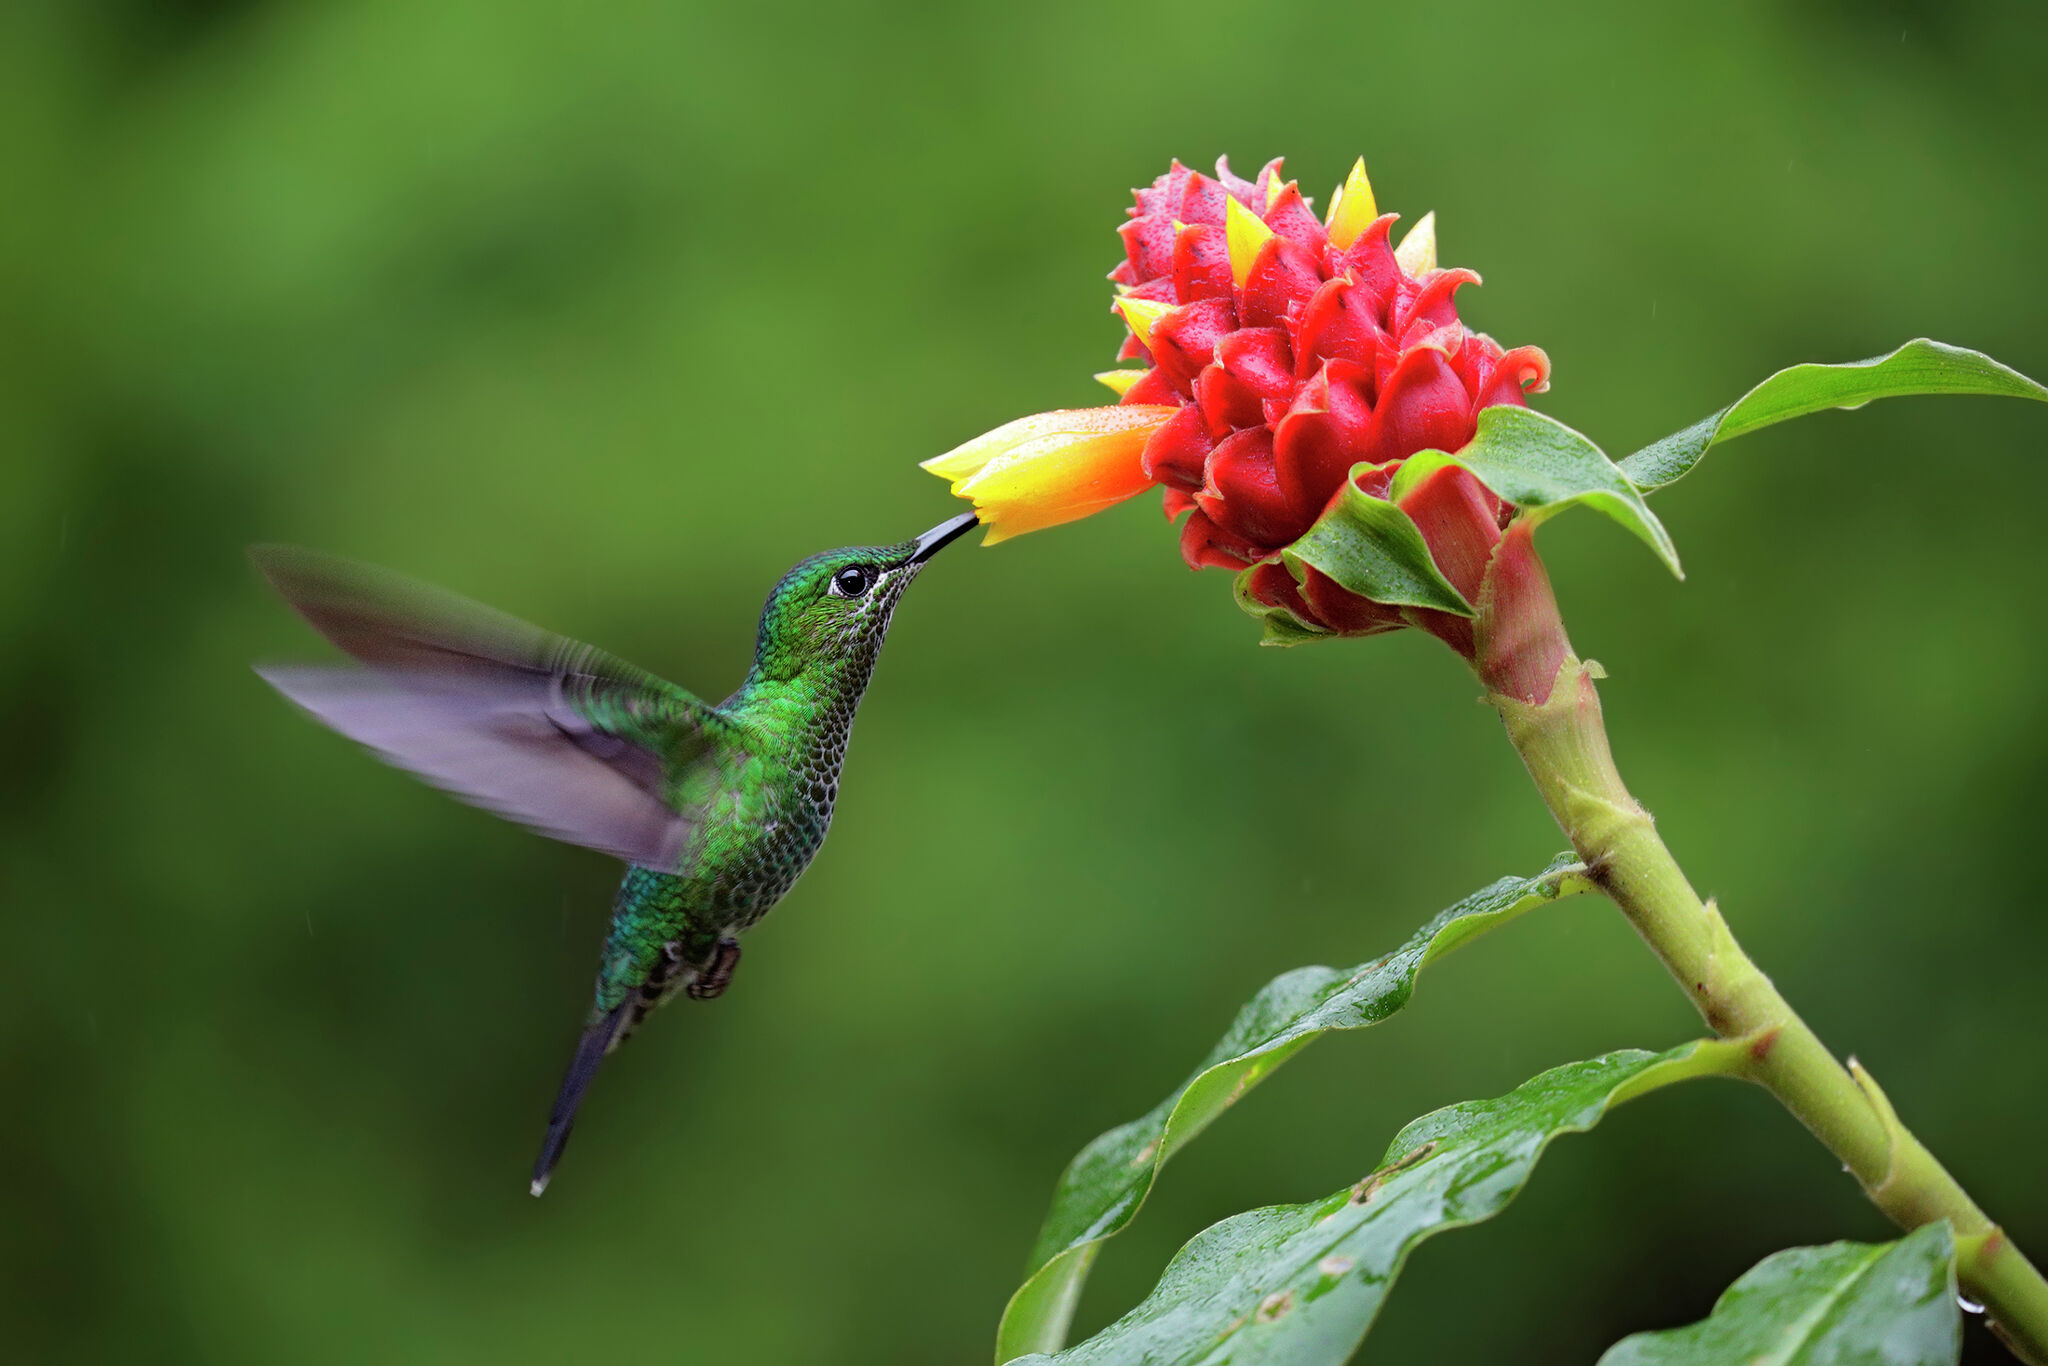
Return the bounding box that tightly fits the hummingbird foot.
[686,936,742,1000]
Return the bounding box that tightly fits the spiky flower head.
[925,156,1551,651]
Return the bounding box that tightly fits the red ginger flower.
[927,156,1551,652]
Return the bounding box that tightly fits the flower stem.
[1490,650,2048,1360]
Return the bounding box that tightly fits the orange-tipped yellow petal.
[1094,368,1146,397]
[1225,196,1274,289]
[920,405,1177,544]
[1324,158,1378,250]
[1115,296,1173,351]
[1264,176,1290,212]
[1394,210,1437,276]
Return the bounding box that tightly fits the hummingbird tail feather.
[530,1001,632,1197]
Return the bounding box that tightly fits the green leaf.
[1393,406,1681,578]
[1011,1042,1743,1366]
[1277,482,1475,617]
[995,857,1590,1361]
[1230,565,1335,648]
[1618,338,2048,492]
[1598,1223,1961,1366]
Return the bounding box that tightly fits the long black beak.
[909,512,979,564]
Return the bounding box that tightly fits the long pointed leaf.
[1012,1042,1744,1366]
[1618,338,2048,492]
[996,856,1589,1361]
[1598,1222,1960,1366]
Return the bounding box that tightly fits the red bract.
[1111,157,1550,644]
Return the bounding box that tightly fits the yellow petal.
[1094,368,1146,397]
[921,409,1100,482]
[1324,158,1378,250]
[1115,296,1173,351]
[921,405,1178,544]
[1265,176,1289,212]
[1225,196,1274,289]
[1394,210,1437,276]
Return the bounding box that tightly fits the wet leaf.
[996,856,1589,1361]
[1011,1043,1742,1366]
[1230,566,1336,647]
[1618,338,2048,492]
[1276,484,1475,617]
[1393,406,1681,577]
[1598,1222,1960,1366]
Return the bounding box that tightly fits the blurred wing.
[253,545,733,869]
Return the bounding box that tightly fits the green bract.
[996,858,1589,1361]
[1232,565,1338,646]
[1278,485,1475,618]
[1395,405,1680,576]
[1246,407,1681,644]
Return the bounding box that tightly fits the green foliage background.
[4,2,2045,1361]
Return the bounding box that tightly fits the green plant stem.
[1492,653,2048,1363]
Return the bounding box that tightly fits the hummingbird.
[252,512,978,1195]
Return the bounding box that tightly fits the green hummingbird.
[253,512,978,1194]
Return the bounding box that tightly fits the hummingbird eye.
[827,565,875,599]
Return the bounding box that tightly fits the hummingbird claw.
[686,937,742,1000]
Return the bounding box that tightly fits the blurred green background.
[5,1,2047,1361]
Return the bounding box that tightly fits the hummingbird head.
[748,513,978,682]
